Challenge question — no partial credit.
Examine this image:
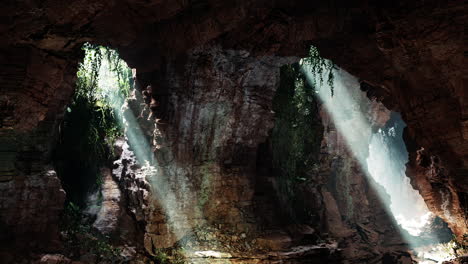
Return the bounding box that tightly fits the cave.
[0,1,466,264]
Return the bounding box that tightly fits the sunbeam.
[301,60,457,263]
[367,116,433,236]
[95,47,232,263]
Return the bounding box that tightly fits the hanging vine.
[301,46,336,96]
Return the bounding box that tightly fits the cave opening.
[54,43,131,208]
[53,43,237,263]
[299,54,458,263]
[52,44,138,261]
[367,112,431,237]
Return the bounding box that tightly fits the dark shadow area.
[255,63,324,230]
[53,97,116,207]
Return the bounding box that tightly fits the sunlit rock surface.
[111,50,422,262]
[407,148,468,240]
[91,167,122,234]
[314,70,412,262]
[110,45,346,262]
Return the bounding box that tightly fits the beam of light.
[301,61,457,263]
[94,47,232,263]
[367,116,433,236]
[97,50,192,246]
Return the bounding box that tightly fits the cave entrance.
[299,52,456,263]
[53,43,234,261]
[50,43,139,261]
[54,43,131,208]
[366,113,456,262]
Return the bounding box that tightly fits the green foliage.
[151,248,186,264]
[271,63,323,223]
[152,249,169,264]
[60,202,122,262]
[73,43,131,154]
[301,46,336,96]
[76,43,131,101]
[54,43,131,206]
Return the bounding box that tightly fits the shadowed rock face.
[0,0,466,261]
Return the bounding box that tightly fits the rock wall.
[407,148,468,239]
[111,49,412,263]
[0,46,76,254]
[110,45,346,262]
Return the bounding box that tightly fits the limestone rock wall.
[126,45,300,253]
[0,46,76,253]
[111,46,413,263]
[110,45,344,262]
